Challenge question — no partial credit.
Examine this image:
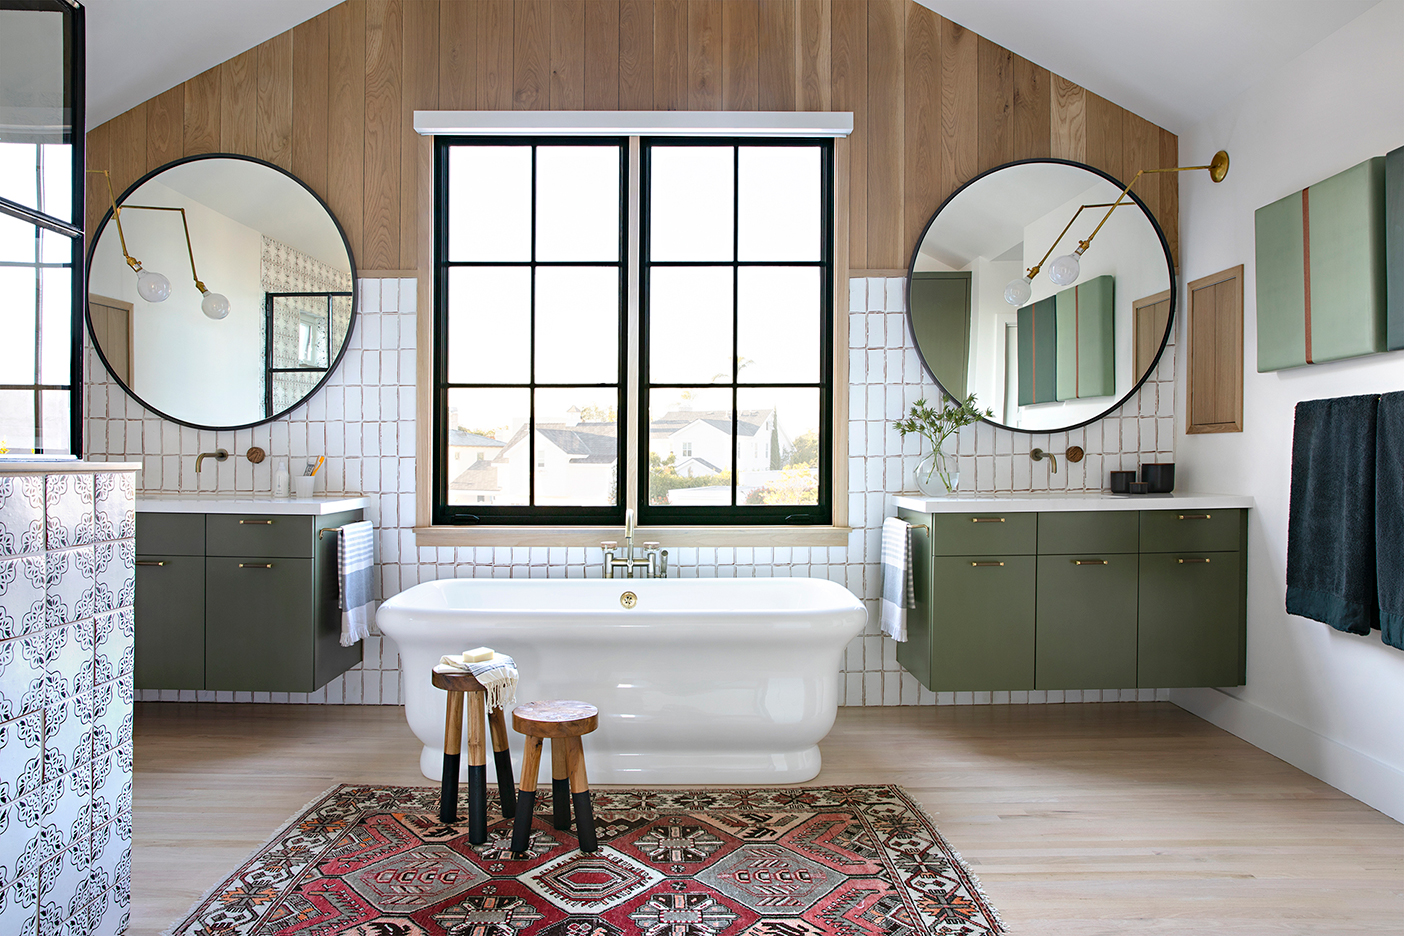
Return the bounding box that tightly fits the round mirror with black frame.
[906,158,1174,434]
[85,153,358,430]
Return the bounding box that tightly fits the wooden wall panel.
[866,0,903,268]
[437,0,476,110]
[976,37,1012,174]
[85,120,111,237]
[584,1,620,110]
[903,0,940,259]
[256,33,294,169]
[550,0,585,110]
[146,86,184,170]
[182,66,222,157]
[292,13,330,196]
[757,0,795,111]
[619,0,654,109]
[90,0,1180,274]
[220,48,258,155]
[364,0,403,271]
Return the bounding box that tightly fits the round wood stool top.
[432,669,487,693]
[512,700,599,738]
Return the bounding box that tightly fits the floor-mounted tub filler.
[376,577,867,784]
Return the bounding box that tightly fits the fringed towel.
[1286,394,1380,635]
[1378,392,1404,650]
[881,517,916,642]
[435,651,519,712]
[337,520,375,647]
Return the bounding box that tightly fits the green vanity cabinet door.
[313,512,364,688]
[1036,553,1139,689]
[206,514,315,557]
[928,556,1037,691]
[910,272,972,400]
[134,555,206,690]
[205,557,315,692]
[1138,551,1245,688]
[927,512,1037,556]
[1038,511,1138,554]
[1054,274,1115,400]
[1140,509,1244,553]
[1017,298,1058,405]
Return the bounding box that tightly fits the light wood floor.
[133,702,1404,935]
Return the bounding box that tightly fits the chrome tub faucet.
[602,508,668,578]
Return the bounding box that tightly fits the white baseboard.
[1171,687,1404,824]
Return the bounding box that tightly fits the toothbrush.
[311,455,325,476]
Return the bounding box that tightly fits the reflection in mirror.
[909,160,1172,433]
[86,155,355,429]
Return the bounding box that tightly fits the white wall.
[85,276,1176,709]
[1174,0,1404,823]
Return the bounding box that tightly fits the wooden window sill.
[413,525,852,548]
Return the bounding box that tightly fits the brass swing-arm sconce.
[87,168,231,320]
[1004,150,1230,305]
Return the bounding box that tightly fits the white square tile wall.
[86,277,1175,708]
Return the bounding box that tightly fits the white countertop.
[893,491,1254,513]
[0,459,141,474]
[136,493,370,515]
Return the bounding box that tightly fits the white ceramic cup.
[293,475,316,499]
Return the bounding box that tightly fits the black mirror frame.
[83,152,358,431]
[904,157,1176,435]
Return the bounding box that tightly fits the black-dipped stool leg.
[488,707,516,819]
[467,693,489,844]
[566,737,597,853]
[551,741,572,830]
[510,737,544,858]
[439,690,464,824]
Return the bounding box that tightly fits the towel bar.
[319,527,343,539]
[909,523,929,533]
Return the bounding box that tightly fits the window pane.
[447,388,528,506]
[738,146,822,261]
[648,387,732,506]
[0,142,36,209]
[0,212,36,262]
[448,146,531,262]
[648,267,732,384]
[737,388,819,506]
[447,267,531,384]
[39,228,71,264]
[536,146,620,262]
[650,146,733,262]
[0,267,37,384]
[40,266,70,385]
[736,267,820,383]
[535,267,619,384]
[41,390,70,454]
[40,143,71,224]
[0,390,36,454]
[535,388,618,506]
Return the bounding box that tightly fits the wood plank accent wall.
[86,0,1180,273]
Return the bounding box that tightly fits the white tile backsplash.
[86,277,1175,708]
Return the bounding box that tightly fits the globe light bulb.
[1003,276,1033,306]
[201,290,231,320]
[1047,252,1081,286]
[136,269,171,302]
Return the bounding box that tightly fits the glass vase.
[915,449,959,496]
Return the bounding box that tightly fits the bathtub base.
[419,743,823,786]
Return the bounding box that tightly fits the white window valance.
[413,110,853,138]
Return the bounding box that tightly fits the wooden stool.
[509,700,599,857]
[432,669,517,844]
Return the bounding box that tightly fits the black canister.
[1109,470,1137,494]
[1141,462,1175,493]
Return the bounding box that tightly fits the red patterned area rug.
[165,783,1005,936]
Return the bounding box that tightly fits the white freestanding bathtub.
[376,577,866,784]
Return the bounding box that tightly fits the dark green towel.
[1286,394,1380,635]
[1378,391,1404,649]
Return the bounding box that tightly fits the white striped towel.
[881,517,916,641]
[435,651,519,712]
[337,520,375,647]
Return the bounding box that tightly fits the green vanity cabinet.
[135,507,364,692]
[897,506,1248,692]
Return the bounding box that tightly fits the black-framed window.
[0,0,84,457]
[639,138,833,525]
[265,290,354,418]
[433,137,628,525]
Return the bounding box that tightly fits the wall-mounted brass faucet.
[195,449,229,472]
[1031,448,1058,474]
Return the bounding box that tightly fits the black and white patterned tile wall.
[86,277,1173,709]
[0,469,134,936]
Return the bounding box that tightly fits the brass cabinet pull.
[970,561,1005,567]
[1178,514,1211,520]
[239,519,274,525]
[971,517,1005,523]
[135,560,166,567]
[1074,559,1108,565]
[1177,558,1211,564]
[239,562,274,569]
